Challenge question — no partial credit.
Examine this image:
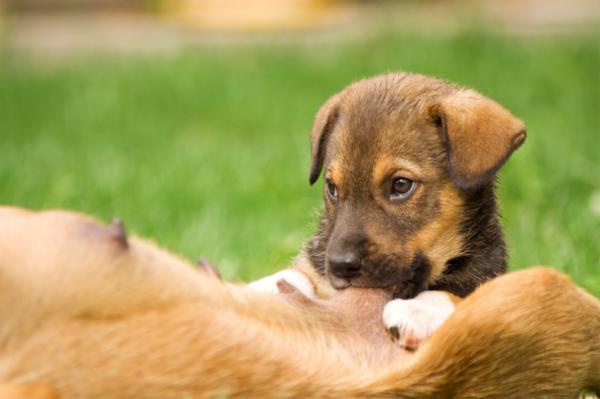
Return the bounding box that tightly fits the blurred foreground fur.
[0,207,599,398]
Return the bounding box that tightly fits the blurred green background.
[1,1,599,294]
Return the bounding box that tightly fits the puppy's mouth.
[326,252,432,299]
[328,273,402,292]
[391,282,412,299]
[328,276,353,290]
[329,275,405,295]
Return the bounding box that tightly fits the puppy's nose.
[329,253,362,281]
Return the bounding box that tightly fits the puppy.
[252,72,526,345]
[0,207,599,398]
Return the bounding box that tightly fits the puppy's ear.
[309,94,340,185]
[431,89,526,190]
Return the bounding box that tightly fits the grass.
[1,29,599,295]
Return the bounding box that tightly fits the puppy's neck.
[432,183,507,297]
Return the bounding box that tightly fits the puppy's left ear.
[431,89,526,190]
[309,94,341,185]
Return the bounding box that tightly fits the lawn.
[1,29,599,295]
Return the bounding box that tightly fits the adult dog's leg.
[366,267,600,398]
[0,384,56,399]
[211,267,600,397]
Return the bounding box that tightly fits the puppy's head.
[305,73,525,298]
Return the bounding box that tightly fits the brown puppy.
[0,207,599,398]
[251,72,526,346]
[255,72,525,300]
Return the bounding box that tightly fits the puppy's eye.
[326,179,338,201]
[390,177,416,200]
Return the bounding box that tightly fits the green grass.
[1,30,599,294]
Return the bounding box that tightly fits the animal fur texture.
[0,207,599,398]
[295,72,527,298]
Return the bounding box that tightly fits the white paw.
[383,291,456,350]
[248,269,316,299]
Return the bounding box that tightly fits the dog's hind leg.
[0,384,57,399]
[365,267,600,398]
[577,287,600,393]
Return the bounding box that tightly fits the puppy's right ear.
[309,94,340,185]
[431,89,526,191]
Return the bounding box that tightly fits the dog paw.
[383,291,456,351]
[248,269,316,300]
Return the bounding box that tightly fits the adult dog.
[0,208,598,398]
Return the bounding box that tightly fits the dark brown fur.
[304,73,526,298]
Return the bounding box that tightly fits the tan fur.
[0,207,599,398]
[293,254,338,299]
[435,89,527,189]
[404,183,466,284]
[0,384,57,399]
[371,156,425,187]
[368,160,466,275]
